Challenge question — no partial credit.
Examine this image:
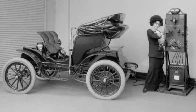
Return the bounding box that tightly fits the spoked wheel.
[2,58,36,94]
[36,67,58,81]
[86,60,125,100]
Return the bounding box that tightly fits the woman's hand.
[154,30,163,37]
[157,32,162,37]
[158,35,165,45]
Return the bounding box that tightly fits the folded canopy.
[77,13,129,39]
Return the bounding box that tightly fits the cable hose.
[132,76,145,86]
[132,76,166,87]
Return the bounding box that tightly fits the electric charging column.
[164,8,190,91]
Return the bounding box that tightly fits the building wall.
[55,0,196,78]
[46,0,56,31]
[54,0,69,53]
[0,0,46,81]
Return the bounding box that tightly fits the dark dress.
[144,29,164,91]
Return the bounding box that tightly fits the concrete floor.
[0,79,196,112]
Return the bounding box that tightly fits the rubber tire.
[86,60,125,100]
[2,58,36,94]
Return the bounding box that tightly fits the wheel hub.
[15,76,19,79]
[101,76,110,84]
[103,77,107,83]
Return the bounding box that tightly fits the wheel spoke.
[23,73,30,79]
[103,66,106,74]
[106,81,117,93]
[21,78,28,86]
[14,64,17,71]
[20,65,25,71]
[96,67,101,73]
[10,68,18,74]
[11,78,18,86]
[23,66,28,74]
[108,77,120,81]
[92,85,99,93]
[108,71,116,78]
[8,77,15,81]
[110,82,120,87]
[18,64,22,71]
[93,74,101,78]
[100,84,104,93]
[19,79,24,89]
[106,85,108,95]
[107,66,110,76]
[106,65,108,70]
[93,82,102,88]
[92,82,101,92]
[16,79,20,90]
[92,79,101,82]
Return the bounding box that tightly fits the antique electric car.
[2,13,138,100]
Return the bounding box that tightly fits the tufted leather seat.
[37,31,61,54]
[49,31,61,44]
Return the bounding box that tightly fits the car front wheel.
[2,58,36,94]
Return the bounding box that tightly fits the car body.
[2,13,138,100]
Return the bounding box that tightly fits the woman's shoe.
[143,88,148,93]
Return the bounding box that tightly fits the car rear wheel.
[2,58,36,94]
[86,60,125,100]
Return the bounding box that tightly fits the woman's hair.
[150,15,163,26]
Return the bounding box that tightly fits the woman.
[143,15,165,93]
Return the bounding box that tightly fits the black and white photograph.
[0,0,196,112]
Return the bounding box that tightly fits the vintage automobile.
[1,13,138,100]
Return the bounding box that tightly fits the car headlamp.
[36,43,43,51]
[60,49,66,55]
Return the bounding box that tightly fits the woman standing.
[143,15,165,93]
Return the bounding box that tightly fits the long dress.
[144,58,164,91]
[144,29,164,91]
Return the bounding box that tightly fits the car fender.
[16,48,43,67]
